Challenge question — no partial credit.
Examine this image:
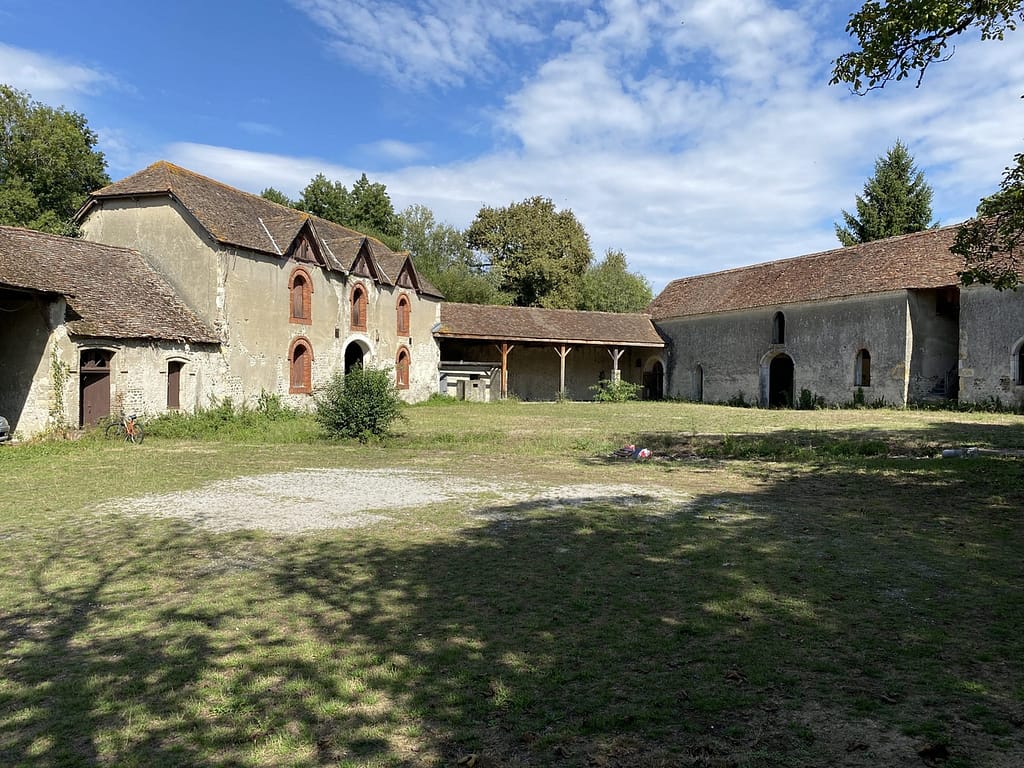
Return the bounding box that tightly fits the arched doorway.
[80,349,112,426]
[643,360,664,400]
[768,354,794,407]
[344,341,366,373]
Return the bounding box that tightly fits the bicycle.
[104,413,145,444]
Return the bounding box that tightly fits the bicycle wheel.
[127,423,144,444]
[104,421,124,440]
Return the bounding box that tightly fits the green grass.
[2,401,1023,766]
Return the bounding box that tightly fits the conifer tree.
[835,140,935,246]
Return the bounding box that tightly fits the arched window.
[350,284,367,331]
[855,349,871,387]
[396,347,410,390]
[396,294,411,336]
[772,311,786,344]
[289,338,313,394]
[289,268,312,324]
[1018,346,1024,385]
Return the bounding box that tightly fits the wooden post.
[495,343,514,399]
[554,344,573,398]
[607,347,625,382]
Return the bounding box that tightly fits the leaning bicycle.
[104,413,145,444]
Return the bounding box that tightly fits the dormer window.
[289,267,312,324]
[351,284,367,331]
[396,294,411,336]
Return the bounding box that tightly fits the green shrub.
[589,379,642,402]
[798,388,826,410]
[314,366,404,442]
[145,391,309,441]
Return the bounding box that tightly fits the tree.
[347,173,400,243]
[831,2,1024,285]
[397,204,511,305]
[580,249,653,313]
[466,196,593,308]
[295,173,349,223]
[835,140,936,246]
[953,152,1024,289]
[0,84,109,235]
[261,187,293,207]
[294,172,401,250]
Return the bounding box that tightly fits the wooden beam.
[495,343,515,399]
[607,347,625,382]
[554,344,573,397]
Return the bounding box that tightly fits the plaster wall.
[81,199,220,325]
[959,285,1024,407]
[659,292,917,406]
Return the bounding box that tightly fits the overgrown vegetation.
[145,391,313,442]
[314,366,405,442]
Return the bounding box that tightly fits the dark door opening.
[344,342,364,374]
[643,361,664,400]
[768,354,794,408]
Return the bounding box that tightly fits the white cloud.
[137,2,1024,293]
[288,0,570,88]
[0,43,115,106]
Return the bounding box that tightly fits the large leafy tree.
[580,249,653,313]
[466,196,593,309]
[397,204,511,305]
[0,85,109,235]
[835,140,936,245]
[830,1,1024,286]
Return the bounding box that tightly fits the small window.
[772,312,786,344]
[289,268,312,324]
[396,294,411,336]
[289,338,313,394]
[351,284,367,331]
[855,349,871,387]
[167,360,184,409]
[396,347,410,390]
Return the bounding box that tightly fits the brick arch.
[350,283,368,332]
[288,266,313,325]
[395,345,411,390]
[396,292,411,336]
[289,336,314,394]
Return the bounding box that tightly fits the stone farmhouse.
[1,161,1022,439]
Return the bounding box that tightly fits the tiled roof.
[648,225,964,321]
[0,226,218,343]
[83,161,443,298]
[436,303,665,347]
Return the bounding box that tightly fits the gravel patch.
[98,469,691,535]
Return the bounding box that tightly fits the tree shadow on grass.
[2,451,1022,767]
[268,457,1024,766]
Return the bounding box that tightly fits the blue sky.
[2,0,1022,292]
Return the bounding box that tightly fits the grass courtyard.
[1,400,1022,767]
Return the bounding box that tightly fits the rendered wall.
[82,201,442,406]
[659,292,918,406]
[959,285,1024,407]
